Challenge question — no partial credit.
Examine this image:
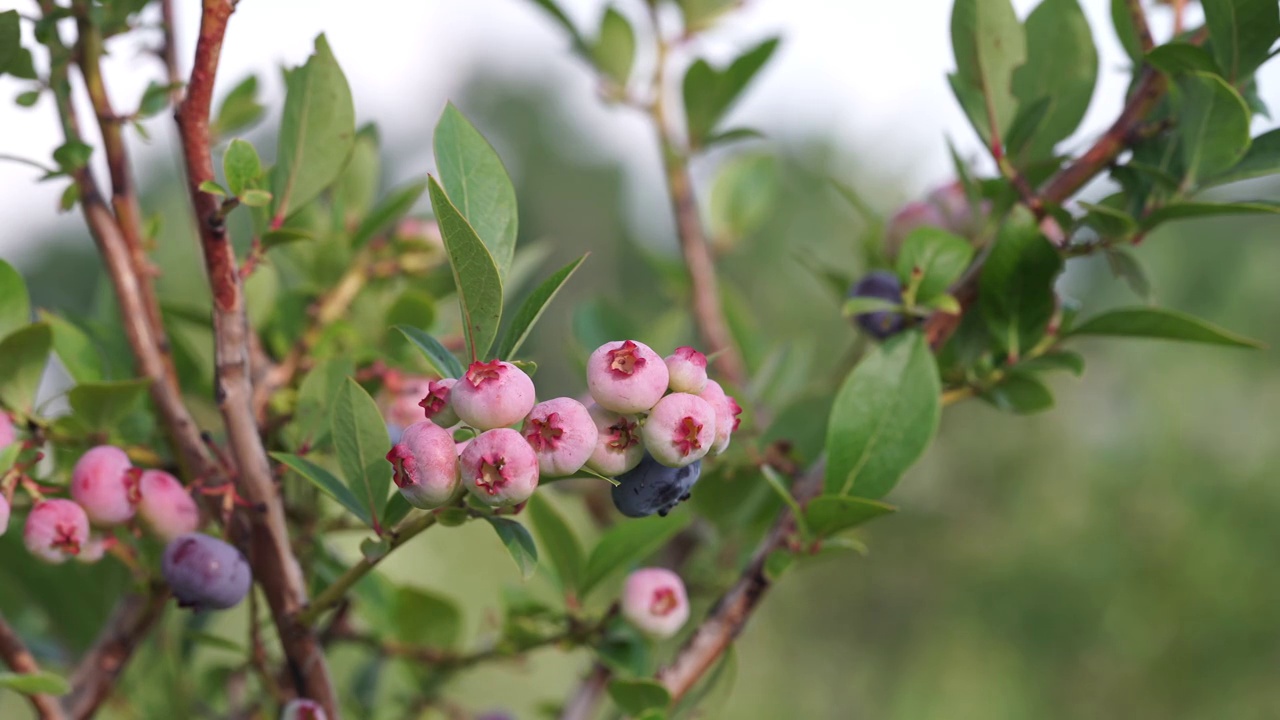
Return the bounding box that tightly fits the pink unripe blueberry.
[386,421,461,509]
[663,346,708,394]
[0,494,9,536]
[696,380,740,455]
[24,499,90,564]
[584,403,645,476]
[460,428,539,507]
[70,445,137,526]
[586,340,669,414]
[522,398,599,477]
[280,699,328,720]
[162,533,252,610]
[640,393,717,468]
[418,378,459,428]
[451,360,536,430]
[137,470,201,541]
[621,567,690,638]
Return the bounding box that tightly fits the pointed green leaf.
[1010,0,1097,161]
[608,679,671,716]
[333,125,381,226]
[1110,0,1142,64]
[1204,128,1280,186]
[982,371,1054,414]
[272,452,373,527]
[211,75,265,139]
[391,586,462,649]
[497,254,587,359]
[1201,0,1280,82]
[39,311,104,383]
[0,323,51,413]
[1016,349,1085,376]
[979,222,1062,358]
[842,297,903,318]
[485,516,538,580]
[1175,71,1252,186]
[0,671,69,696]
[592,8,636,87]
[527,0,588,51]
[682,37,780,147]
[427,176,504,360]
[433,104,518,278]
[581,513,693,599]
[1145,43,1221,76]
[382,492,413,529]
[331,379,393,529]
[895,227,975,304]
[350,178,428,249]
[1140,200,1280,231]
[68,379,150,431]
[223,139,262,197]
[950,0,1026,145]
[394,325,465,379]
[270,34,356,222]
[1067,307,1263,348]
[0,259,30,340]
[527,494,585,592]
[804,496,897,538]
[824,331,941,498]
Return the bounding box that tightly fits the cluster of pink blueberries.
[384,340,742,518]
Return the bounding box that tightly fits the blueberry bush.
[0,0,1277,718]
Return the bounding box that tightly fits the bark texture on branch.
[0,612,65,720]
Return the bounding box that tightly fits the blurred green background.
[5,16,1280,720]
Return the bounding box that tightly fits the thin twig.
[1127,0,1156,53]
[158,0,185,105]
[61,587,169,720]
[560,662,610,720]
[173,1,336,713]
[0,612,65,720]
[645,6,746,387]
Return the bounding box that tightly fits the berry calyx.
[24,499,91,564]
[418,378,459,427]
[664,346,709,394]
[607,340,646,376]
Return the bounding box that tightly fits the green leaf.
[1009,0,1097,161]
[761,465,808,537]
[135,81,180,119]
[1109,0,1142,64]
[0,11,20,77]
[1104,247,1152,299]
[1145,43,1221,76]
[239,189,272,207]
[0,671,70,696]
[950,0,1027,146]
[198,180,226,198]
[382,492,413,528]
[485,516,538,580]
[262,228,314,249]
[427,176,504,361]
[53,141,92,173]
[580,513,693,599]
[982,371,1054,414]
[709,152,780,242]
[39,311,103,383]
[0,259,30,340]
[350,178,428,249]
[804,496,897,538]
[15,89,40,107]
[392,586,462,649]
[682,37,780,147]
[333,125,381,227]
[1201,0,1280,82]
[270,35,356,222]
[1204,128,1280,186]
[212,75,265,139]
[0,323,51,413]
[979,222,1062,358]
[527,0,588,51]
[1067,307,1263,348]
[272,452,373,527]
[824,331,941,498]
[527,494,585,592]
[497,254,587,359]
[678,0,738,33]
[331,379,393,529]
[433,103,518,278]
[1016,349,1085,376]
[592,7,636,87]
[1175,71,1252,187]
[394,325,465,379]
[608,679,671,716]
[1140,200,1280,231]
[68,379,150,431]
[1080,199,1138,238]
[223,139,262,197]
[58,183,79,212]
[895,227,974,304]
[842,297,903,318]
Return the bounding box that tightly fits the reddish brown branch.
[61,587,169,720]
[560,663,611,720]
[0,612,65,720]
[174,1,336,714]
[159,0,185,105]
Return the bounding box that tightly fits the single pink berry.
[586,340,669,414]
[136,470,201,541]
[418,378,460,427]
[386,421,461,510]
[0,494,9,536]
[24,499,90,564]
[696,380,738,455]
[640,393,717,467]
[663,346,708,394]
[0,412,15,451]
[584,403,645,476]
[281,698,328,720]
[621,567,690,638]
[451,360,536,431]
[459,428,539,507]
[71,445,138,526]
[522,398,599,477]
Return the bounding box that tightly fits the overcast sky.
[0,0,1275,261]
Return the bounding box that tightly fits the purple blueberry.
[611,452,702,518]
[162,533,252,611]
[848,270,907,340]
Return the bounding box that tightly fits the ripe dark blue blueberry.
[611,452,702,518]
[848,270,907,340]
[161,533,252,611]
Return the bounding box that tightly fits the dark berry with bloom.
[162,533,252,611]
